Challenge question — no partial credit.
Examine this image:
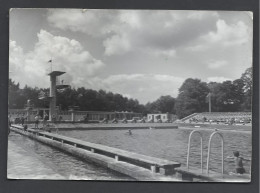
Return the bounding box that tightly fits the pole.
[48,58,53,73]
[209,93,211,113]
[50,59,52,72]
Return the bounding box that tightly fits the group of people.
[189,117,251,125]
[100,117,147,124]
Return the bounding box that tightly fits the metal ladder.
[206,131,224,174]
[187,130,203,173]
[187,130,224,175]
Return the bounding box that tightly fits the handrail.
[181,113,198,122]
[187,130,203,173]
[206,131,224,175]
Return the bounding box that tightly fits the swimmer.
[226,151,250,174]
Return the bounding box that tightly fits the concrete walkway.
[7,140,65,180]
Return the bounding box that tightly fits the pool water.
[59,128,252,174]
[8,132,133,180]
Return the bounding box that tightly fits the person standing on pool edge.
[226,151,250,174]
[35,114,40,129]
[43,112,49,128]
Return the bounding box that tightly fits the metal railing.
[187,130,203,173]
[206,131,224,175]
[187,130,225,175]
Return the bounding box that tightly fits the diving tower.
[47,71,69,121]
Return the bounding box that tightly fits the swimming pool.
[59,128,252,175]
[8,132,133,180]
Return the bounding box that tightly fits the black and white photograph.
[8,9,253,182]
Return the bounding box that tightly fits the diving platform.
[48,71,65,76]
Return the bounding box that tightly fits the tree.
[8,79,46,109]
[241,67,252,93]
[209,80,244,112]
[145,95,175,114]
[240,67,252,111]
[8,79,21,109]
[56,87,146,113]
[232,78,245,110]
[174,78,209,118]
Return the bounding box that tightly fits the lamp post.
[207,93,211,113]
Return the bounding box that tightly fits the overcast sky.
[9,9,253,104]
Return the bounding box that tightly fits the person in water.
[128,129,132,135]
[226,151,250,174]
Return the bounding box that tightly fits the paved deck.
[7,140,65,180]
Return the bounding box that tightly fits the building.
[8,108,142,122]
[147,113,177,123]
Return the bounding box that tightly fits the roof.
[48,71,66,77]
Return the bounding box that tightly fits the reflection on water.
[9,132,133,180]
[59,128,252,174]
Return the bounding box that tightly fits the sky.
[9,9,253,104]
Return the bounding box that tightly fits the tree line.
[175,67,252,118]
[8,67,252,119]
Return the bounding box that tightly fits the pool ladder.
[187,130,224,175]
